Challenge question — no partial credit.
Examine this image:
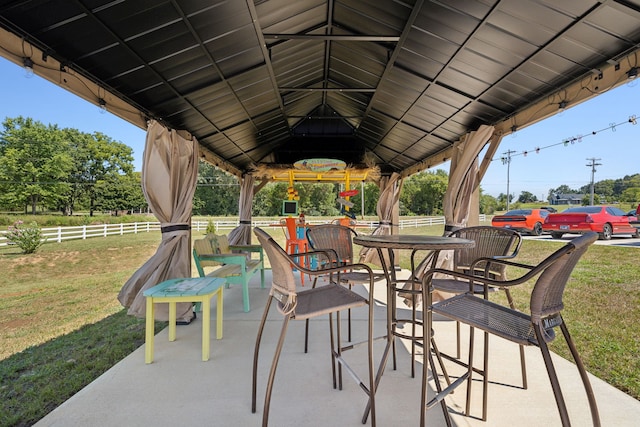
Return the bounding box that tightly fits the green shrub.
[5,221,45,254]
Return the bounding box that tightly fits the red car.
[491,208,550,235]
[542,205,639,240]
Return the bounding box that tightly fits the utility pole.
[502,150,516,211]
[586,158,602,205]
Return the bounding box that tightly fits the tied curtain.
[359,172,403,267]
[118,120,199,322]
[432,124,495,301]
[228,174,255,245]
[442,124,495,232]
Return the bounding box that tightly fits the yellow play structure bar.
[268,169,372,183]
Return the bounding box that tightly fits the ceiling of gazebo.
[1,0,640,178]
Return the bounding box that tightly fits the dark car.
[540,206,557,213]
[543,205,639,240]
[491,208,550,235]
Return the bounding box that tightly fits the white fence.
[0,215,485,248]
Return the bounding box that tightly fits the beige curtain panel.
[358,172,403,267]
[118,120,199,322]
[443,124,495,231]
[433,124,495,301]
[228,174,255,246]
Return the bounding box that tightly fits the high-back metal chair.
[305,224,384,350]
[435,226,522,287]
[252,227,377,426]
[426,232,600,427]
[403,226,522,381]
[432,226,524,390]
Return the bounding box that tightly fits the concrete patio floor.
[36,271,640,426]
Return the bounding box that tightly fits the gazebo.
[2,1,639,320]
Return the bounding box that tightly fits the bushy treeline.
[8,115,635,220]
[0,213,154,227]
[0,116,146,216]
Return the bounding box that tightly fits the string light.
[557,100,568,118]
[23,57,34,78]
[627,67,639,87]
[98,98,107,114]
[492,115,639,162]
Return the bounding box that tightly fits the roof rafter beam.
[263,34,399,42]
[64,0,246,175]
[246,0,291,134]
[397,1,615,175]
[404,45,640,178]
[353,0,425,168]
[380,1,503,168]
[170,1,260,160]
[279,87,376,92]
[321,0,335,105]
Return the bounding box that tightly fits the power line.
[491,115,638,162]
[500,149,517,210]
[586,158,602,205]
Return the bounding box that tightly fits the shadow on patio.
[37,271,640,426]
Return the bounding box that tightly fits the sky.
[1,56,639,201]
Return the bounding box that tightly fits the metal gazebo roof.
[1,0,640,178]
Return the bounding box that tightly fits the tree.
[621,187,640,204]
[304,183,339,216]
[581,193,601,205]
[496,193,513,211]
[63,129,135,216]
[252,182,289,216]
[192,162,240,215]
[94,172,146,214]
[0,116,73,214]
[591,179,615,202]
[479,191,498,215]
[400,170,448,215]
[517,191,537,203]
[346,182,379,216]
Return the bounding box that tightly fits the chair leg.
[262,316,291,427]
[481,330,489,421]
[430,336,452,387]
[411,292,417,378]
[336,311,344,390]
[304,277,319,354]
[465,326,475,418]
[428,348,454,427]
[252,296,273,413]
[559,320,601,427]
[518,342,527,389]
[329,312,338,389]
[347,282,353,343]
[505,288,527,389]
[534,323,572,427]
[456,321,461,359]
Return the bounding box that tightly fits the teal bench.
[193,233,265,312]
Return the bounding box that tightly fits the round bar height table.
[353,234,475,426]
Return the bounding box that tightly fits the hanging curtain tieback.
[161,224,191,233]
[239,220,252,225]
[380,220,394,226]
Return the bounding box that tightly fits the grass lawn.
[0,232,167,426]
[1,225,639,426]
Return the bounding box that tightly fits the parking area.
[523,234,640,247]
